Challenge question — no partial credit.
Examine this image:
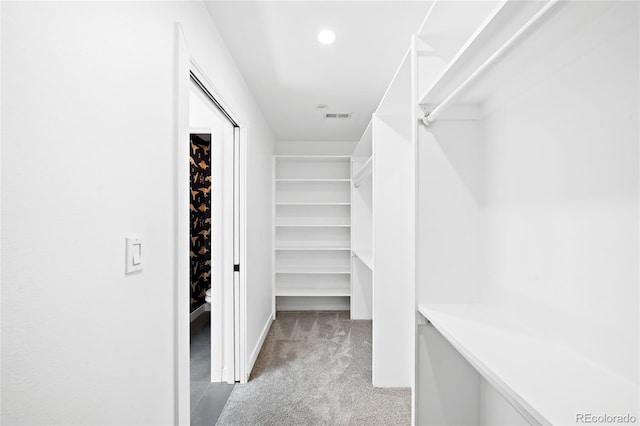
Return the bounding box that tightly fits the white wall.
[417,120,485,306]
[1,2,274,424]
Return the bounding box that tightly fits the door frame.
[174,24,248,425]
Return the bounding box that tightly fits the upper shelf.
[418,304,639,426]
[418,1,635,123]
[418,0,553,108]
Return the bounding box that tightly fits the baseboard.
[248,311,274,376]
[190,303,210,322]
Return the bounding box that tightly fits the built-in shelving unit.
[413,0,639,424]
[273,155,352,312]
[351,121,373,320]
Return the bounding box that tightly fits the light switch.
[132,243,141,265]
[126,237,143,274]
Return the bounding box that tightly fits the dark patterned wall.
[190,134,212,312]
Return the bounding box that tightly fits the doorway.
[188,76,238,386]
[175,28,247,424]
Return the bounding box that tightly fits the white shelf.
[417,304,639,426]
[273,155,350,160]
[275,287,351,297]
[275,266,350,274]
[418,1,559,113]
[275,202,351,206]
[352,156,373,186]
[276,224,350,228]
[276,179,350,182]
[275,247,351,251]
[352,249,373,270]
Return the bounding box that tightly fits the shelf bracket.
[421,113,433,127]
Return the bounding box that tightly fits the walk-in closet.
[3,0,637,424]
[269,0,639,423]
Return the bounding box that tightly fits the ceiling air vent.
[325,112,352,119]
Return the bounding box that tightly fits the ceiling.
[204,1,432,141]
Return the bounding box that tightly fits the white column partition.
[353,49,415,388]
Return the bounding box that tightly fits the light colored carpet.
[216,311,411,425]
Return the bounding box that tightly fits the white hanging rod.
[422,0,560,127]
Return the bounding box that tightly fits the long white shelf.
[276,224,351,228]
[276,179,350,182]
[275,266,350,274]
[417,304,639,426]
[273,155,350,160]
[275,247,351,251]
[275,287,351,297]
[352,156,373,186]
[352,249,373,270]
[275,202,351,206]
[418,0,558,113]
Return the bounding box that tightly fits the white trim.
[174,24,191,426]
[239,126,249,384]
[247,312,274,376]
[190,303,210,323]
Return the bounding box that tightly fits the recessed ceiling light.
[316,104,329,110]
[318,30,336,45]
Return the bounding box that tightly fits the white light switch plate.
[126,237,143,274]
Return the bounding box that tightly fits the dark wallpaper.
[190,134,212,312]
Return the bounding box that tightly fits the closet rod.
[422,0,560,126]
